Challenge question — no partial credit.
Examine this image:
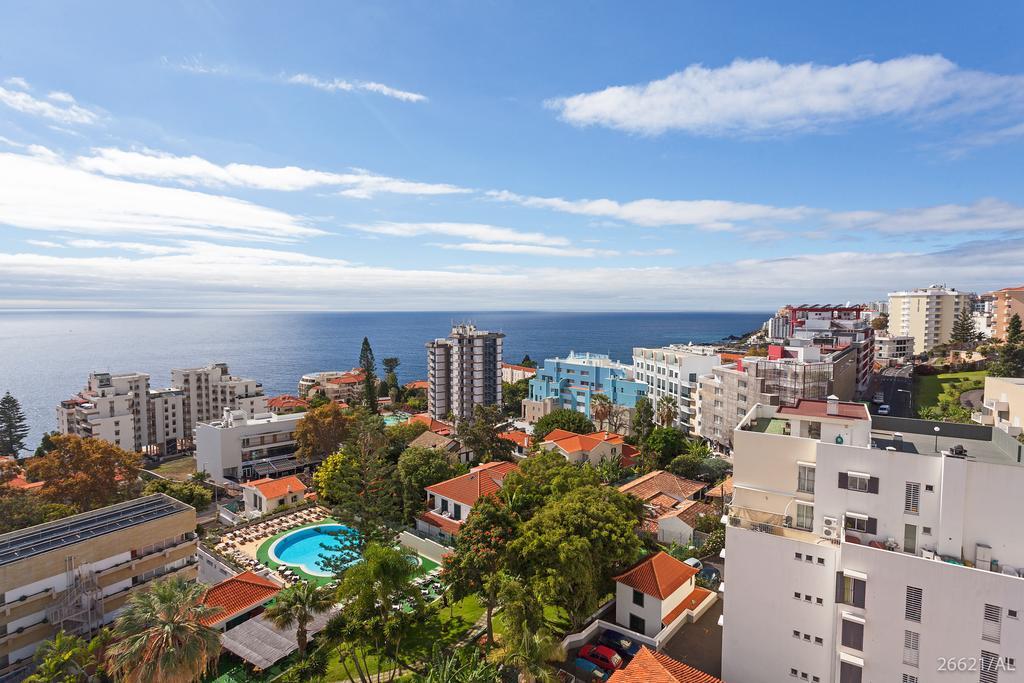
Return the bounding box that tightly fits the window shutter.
[980,650,999,683]
[903,630,920,667]
[841,619,864,650]
[853,578,866,608]
[838,472,849,489]
[983,604,1002,643]
[868,476,879,494]
[866,517,878,534]
[835,572,845,603]
[905,586,923,622]
[905,482,921,513]
[839,661,863,683]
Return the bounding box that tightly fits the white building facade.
[874,335,915,364]
[171,363,266,437]
[426,324,504,421]
[195,409,304,483]
[888,285,974,355]
[632,344,721,436]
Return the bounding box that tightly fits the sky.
[1,2,1023,311]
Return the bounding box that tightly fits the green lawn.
[148,456,197,480]
[915,370,988,410]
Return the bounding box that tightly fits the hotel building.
[632,344,721,435]
[171,363,266,437]
[195,408,305,483]
[523,352,647,426]
[426,324,504,421]
[988,285,1024,342]
[888,285,974,355]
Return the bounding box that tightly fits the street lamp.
[934,425,940,453]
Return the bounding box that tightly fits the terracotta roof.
[776,398,869,421]
[266,394,309,410]
[417,510,462,535]
[542,428,578,442]
[403,380,429,390]
[201,571,282,627]
[499,431,531,448]
[589,430,627,444]
[613,551,697,600]
[705,476,733,499]
[501,363,537,374]
[661,586,713,626]
[6,475,44,491]
[608,647,721,683]
[407,413,453,436]
[619,470,705,503]
[409,430,457,451]
[243,475,307,499]
[327,369,366,385]
[649,494,679,509]
[547,433,603,454]
[661,500,718,529]
[425,461,518,506]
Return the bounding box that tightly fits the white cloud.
[162,55,231,76]
[628,248,676,256]
[287,73,427,102]
[4,77,30,90]
[25,239,63,248]
[348,221,569,246]
[67,239,187,255]
[74,147,469,197]
[828,198,1024,234]
[549,55,1024,136]
[432,242,619,258]
[0,83,100,125]
[0,151,323,243]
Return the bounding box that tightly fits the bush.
[697,528,725,557]
[533,409,595,441]
[142,479,212,509]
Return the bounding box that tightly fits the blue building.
[523,352,648,423]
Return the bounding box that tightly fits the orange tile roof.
[619,470,705,503]
[705,476,733,498]
[266,394,309,410]
[327,369,366,385]
[7,475,44,491]
[425,461,518,506]
[407,413,453,436]
[501,363,537,374]
[548,434,603,454]
[662,500,718,529]
[200,571,281,627]
[660,586,713,626]
[417,510,462,535]
[589,430,627,444]
[243,475,307,499]
[499,431,531,448]
[613,551,698,600]
[403,380,429,390]
[608,646,721,683]
[543,428,579,442]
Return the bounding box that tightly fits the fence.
[399,529,449,564]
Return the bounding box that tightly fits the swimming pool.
[382,411,412,426]
[268,524,361,577]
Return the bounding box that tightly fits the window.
[790,669,798,677]
[844,515,873,534]
[793,629,800,638]
[903,630,920,667]
[628,614,645,634]
[793,592,801,600]
[983,604,1002,643]
[905,586,923,622]
[837,574,866,608]
[981,650,1000,683]
[817,557,825,565]
[795,552,803,560]
[453,504,462,520]
[848,474,870,492]
[795,503,814,531]
[839,662,862,683]
[816,597,823,605]
[903,675,918,683]
[814,637,823,645]
[441,499,449,513]
[797,464,816,494]
[632,589,644,607]
[842,619,864,650]
[923,527,932,536]
[905,482,921,514]
[1009,609,1018,619]
[925,484,934,492]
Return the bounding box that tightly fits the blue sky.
[1,2,1023,310]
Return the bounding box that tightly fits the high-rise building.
[888,285,973,354]
[721,397,1024,683]
[426,324,504,421]
[523,352,647,426]
[171,363,266,436]
[632,345,721,435]
[774,305,875,398]
[988,285,1024,341]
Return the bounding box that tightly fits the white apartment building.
[171,363,266,437]
[874,335,915,364]
[972,377,1024,438]
[889,285,974,355]
[633,344,721,435]
[722,397,1024,683]
[57,372,185,456]
[195,408,304,483]
[426,324,504,421]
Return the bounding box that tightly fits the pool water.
[382,411,412,426]
[270,524,361,577]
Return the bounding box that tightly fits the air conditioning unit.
[823,516,839,528]
[822,526,837,539]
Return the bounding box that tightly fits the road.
[874,365,915,418]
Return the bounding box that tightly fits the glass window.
[632,589,644,607]
[797,465,816,494]
[848,474,870,492]
[795,503,813,531]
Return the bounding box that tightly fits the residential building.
[297,369,366,403]
[874,335,915,364]
[501,362,537,384]
[988,285,1024,341]
[608,647,721,683]
[240,475,307,516]
[406,413,455,436]
[722,397,1024,683]
[633,345,722,435]
[705,475,733,505]
[888,285,974,354]
[57,372,185,456]
[414,461,517,544]
[171,363,266,436]
[696,340,856,450]
[972,376,1024,438]
[523,352,647,425]
[407,429,473,465]
[195,408,305,483]
[613,551,715,638]
[498,430,531,457]
[0,494,197,680]
[200,571,282,631]
[427,324,504,421]
[540,429,637,467]
[265,395,309,415]
[776,305,875,397]
[619,470,713,546]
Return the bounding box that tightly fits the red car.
[578,644,624,671]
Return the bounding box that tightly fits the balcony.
[725,505,825,545]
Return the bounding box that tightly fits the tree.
[441,496,518,643]
[27,434,140,512]
[655,396,678,428]
[307,392,330,409]
[644,427,685,467]
[590,394,612,431]
[499,450,602,520]
[27,630,97,683]
[989,344,1024,378]
[295,403,353,463]
[0,487,78,533]
[359,337,378,412]
[142,479,212,509]
[490,621,566,683]
[667,453,704,480]
[106,577,221,683]
[698,457,731,483]
[870,312,889,331]
[280,647,329,683]
[456,404,514,463]
[264,581,335,656]
[190,469,211,484]
[519,355,537,369]
[685,439,714,459]
[606,404,629,434]
[397,446,466,520]
[411,644,501,683]
[503,378,531,417]
[631,396,655,442]
[33,431,58,458]
[0,392,29,457]
[385,419,430,461]
[532,409,595,441]
[595,455,627,485]
[951,308,976,348]
[1008,313,1023,345]
[383,357,401,392]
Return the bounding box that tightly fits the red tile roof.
[662,500,718,529]
[200,571,282,627]
[501,363,538,374]
[243,475,307,499]
[613,551,698,600]
[403,380,429,390]
[6,475,44,491]
[407,413,453,436]
[543,428,578,442]
[705,476,733,499]
[327,369,366,385]
[619,470,705,503]
[660,586,713,626]
[425,461,518,506]
[499,431,531,448]
[608,646,721,683]
[776,399,869,421]
[417,510,462,535]
[266,394,309,410]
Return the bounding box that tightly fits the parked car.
[574,657,611,681]
[698,565,721,586]
[598,629,641,658]
[684,557,703,571]
[872,391,885,404]
[877,404,891,415]
[579,644,624,672]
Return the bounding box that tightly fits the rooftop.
[776,398,870,421]
[0,494,191,567]
[619,470,705,503]
[201,571,282,626]
[243,475,307,499]
[608,646,721,683]
[425,461,518,506]
[613,551,698,600]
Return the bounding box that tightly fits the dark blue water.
[0,310,767,450]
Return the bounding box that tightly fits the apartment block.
[0,494,197,681]
[523,352,647,425]
[988,285,1024,342]
[888,285,974,354]
[426,324,504,421]
[195,408,305,483]
[632,344,721,435]
[501,363,537,384]
[296,368,366,404]
[171,363,266,437]
[57,372,185,456]
[874,336,915,364]
[972,376,1024,438]
[722,397,1024,683]
[776,305,875,397]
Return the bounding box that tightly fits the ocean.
[0,310,768,450]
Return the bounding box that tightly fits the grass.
[915,370,988,410]
[148,455,197,480]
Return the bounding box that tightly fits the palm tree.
[492,620,566,683]
[685,438,713,459]
[411,644,501,683]
[105,577,222,683]
[264,581,335,656]
[656,395,678,427]
[27,630,95,683]
[590,394,612,431]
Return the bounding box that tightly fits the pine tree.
[1008,313,1023,346]
[0,392,29,457]
[358,337,378,412]
[950,308,976,348]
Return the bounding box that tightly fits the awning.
[220,610,333,670]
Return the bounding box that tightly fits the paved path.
[960,388,984,409]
